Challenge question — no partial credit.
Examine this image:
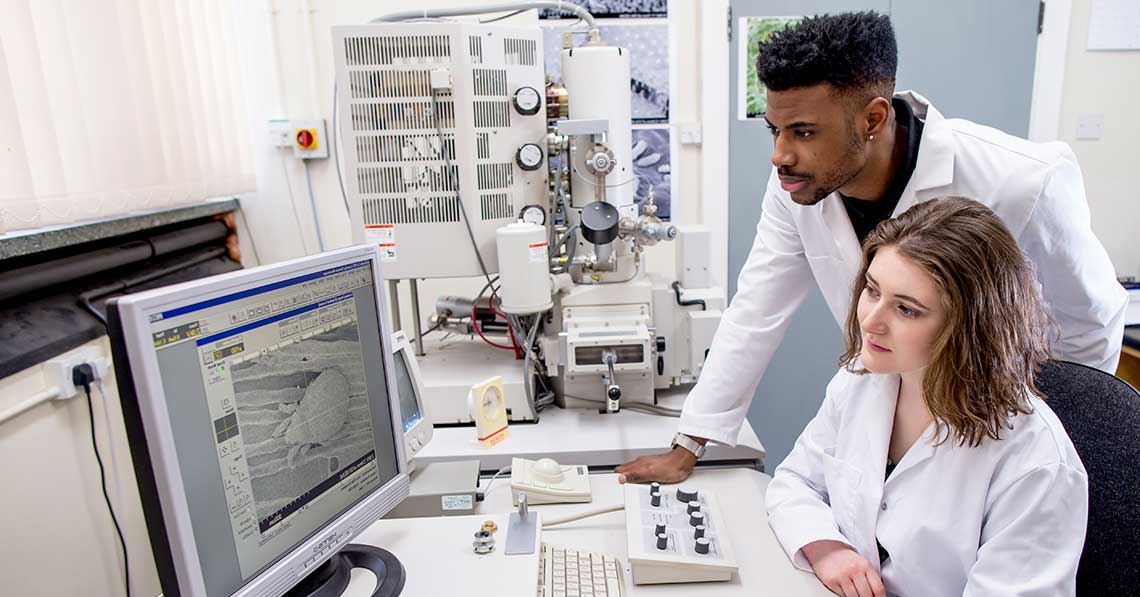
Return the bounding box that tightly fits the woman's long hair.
[839,197,1051,447]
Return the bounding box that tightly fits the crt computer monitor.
[390,330,432,466]
[107,245,411,597]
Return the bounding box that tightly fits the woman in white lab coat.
[766,197,1088,597]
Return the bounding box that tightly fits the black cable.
[430,89,496,291]
[73,365,131,597]
[671,281,707,310]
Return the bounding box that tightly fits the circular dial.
[518,204,546,226]
[512,86,541,115]
[480,385,504,415]
[515,143,544,171]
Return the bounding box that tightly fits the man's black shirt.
[840,98,925,245]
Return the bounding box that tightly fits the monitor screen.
[392,349,422,433]
[111,250,406,596]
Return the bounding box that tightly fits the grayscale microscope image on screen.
[229,322,374,531]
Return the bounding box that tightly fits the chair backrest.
[1035,360,1140,596]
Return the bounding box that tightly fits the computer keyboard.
[623,482,738,584]
[537,543,625,597]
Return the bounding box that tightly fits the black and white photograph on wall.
[542,22,671,122]
[631,126,672,220]
[539,0,668,19]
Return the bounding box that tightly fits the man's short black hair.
[756,11,897,100]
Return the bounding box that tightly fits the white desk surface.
[350,468,831,596]
[415,393,766,473]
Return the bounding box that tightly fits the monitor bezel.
[108,244,410,597]
[390,330,433,464]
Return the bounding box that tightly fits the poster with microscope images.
[539,0,668,19]
[631,127,674,220]
[543,22,671,123]
[230,323,374,530]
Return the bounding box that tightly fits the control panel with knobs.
[623,482,739,585]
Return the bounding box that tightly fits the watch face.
[481,385,503,414]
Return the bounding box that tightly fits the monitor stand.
[284,544,405,597]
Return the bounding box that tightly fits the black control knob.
[689,511,705,527]
[694,524,706,539]
[654,523,666,535]
[656,533,669,550]
[650,482,661,493]
[687,501,701,514]
[650,491,661,507]
[676,486,697,502]
[695,537,710,555]
[607,386,622,400]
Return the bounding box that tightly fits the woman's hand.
[801,540,885,597]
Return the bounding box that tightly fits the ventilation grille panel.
[357,165,459,194]
[503,38,536,65]
[344,35,451,66]
[356,134,455,163]
[473,100,510,128]
[362,196,461,225]
[476,133,490,159]
[480,193,513,220]
[350,101,454,131]
[350,70,430,99]
[473,68,507,96]
[469,35,483,64]
[477,163,513,190]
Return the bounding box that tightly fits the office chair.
[1035,360,1140,596]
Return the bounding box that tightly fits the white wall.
[0,338,161,597]
[1054,0,1140,277]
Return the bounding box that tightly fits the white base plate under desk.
[414,390,765,472]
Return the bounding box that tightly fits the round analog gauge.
[480,385,504,415]
[513,86,542,115]
[519,204,546,226]
[516,143,544,171]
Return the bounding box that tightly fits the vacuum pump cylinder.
[495,221,553,314]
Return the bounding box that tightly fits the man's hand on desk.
[615,446,697,484]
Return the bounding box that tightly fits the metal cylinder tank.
[495,221,552,314]
[561,44,635,212]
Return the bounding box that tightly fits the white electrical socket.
[267,118,293,148]
[44,349,111,399]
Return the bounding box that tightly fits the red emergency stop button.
[295,128,317,149]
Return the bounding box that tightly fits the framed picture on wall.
[738,16,802,120]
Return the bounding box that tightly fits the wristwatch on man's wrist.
[670,433,706,460]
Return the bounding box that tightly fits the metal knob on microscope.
[695,537,711,555]
[473,530,495,554]
[676,485,697,503]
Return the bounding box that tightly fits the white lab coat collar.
[817,91,957,263]
[893,90,956,208]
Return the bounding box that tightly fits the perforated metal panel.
[333,23,549,279]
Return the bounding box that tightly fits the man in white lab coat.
[615,11,1127,484]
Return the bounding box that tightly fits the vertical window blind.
[0,0,255,233]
